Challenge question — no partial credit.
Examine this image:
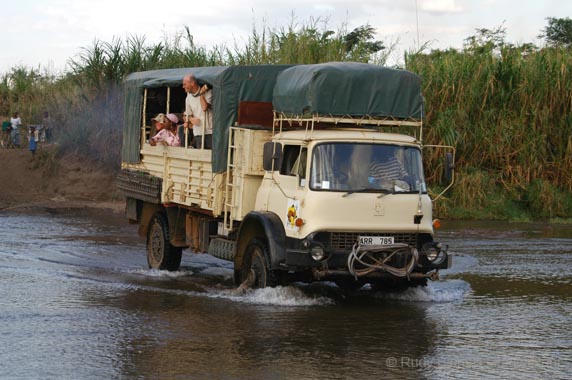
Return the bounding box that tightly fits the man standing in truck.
[182,74,213,149]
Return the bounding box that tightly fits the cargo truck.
[117,62,455,290]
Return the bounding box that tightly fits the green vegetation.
[408,25,572,220]
[539,17,572,48]
[2,18,571,221]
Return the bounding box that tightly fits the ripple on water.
[374,279,472,303]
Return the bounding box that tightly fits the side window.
[295,148,307,179]
[280,145,300,176]
[279,145,307,188]
[279,145,307,179]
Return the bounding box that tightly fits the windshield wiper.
[342,187,393,197]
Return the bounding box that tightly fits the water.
[0,209,571,379]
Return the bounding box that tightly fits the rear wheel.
[147,212,182,271]
[240,238,284,288]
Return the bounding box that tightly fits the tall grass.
[3,20,571,219]
[406,29,572,218]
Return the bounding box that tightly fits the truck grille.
[330,232,417,251]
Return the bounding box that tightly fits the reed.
[407,30,572,219]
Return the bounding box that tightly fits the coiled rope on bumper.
[347,243,419,278]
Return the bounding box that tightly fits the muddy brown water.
[0,208,571,380]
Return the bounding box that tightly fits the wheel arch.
[234,211,286,282]
[138,202,164,238]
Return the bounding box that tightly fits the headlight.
[423,242,446,266]
[426,247,439,261]
[310,242,327,261]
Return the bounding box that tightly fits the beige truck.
[117,63,455,290]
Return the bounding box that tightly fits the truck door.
[265,144,308,233]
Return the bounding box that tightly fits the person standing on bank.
[10,112,22,148]
[29,126,37,158]
[182,74,213,149]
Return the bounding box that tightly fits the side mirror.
[444,152,454,183]
[263,142,283,171]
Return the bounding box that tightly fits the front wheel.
[147,212,182,271]
[240,238,285,288]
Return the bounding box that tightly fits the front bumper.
[283,232,451,278]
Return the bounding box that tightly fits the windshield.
[310,143,426,193]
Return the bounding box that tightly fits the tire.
[240,238,284,288]
[147,212,182,271]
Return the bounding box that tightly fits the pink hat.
[166,113,179,124]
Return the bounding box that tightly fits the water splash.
[376,279,471,303]
[212,286,335,307]
[123,268,194,278]
[197,267,234,280]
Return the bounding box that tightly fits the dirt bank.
[0,146,124,213]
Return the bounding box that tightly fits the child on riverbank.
[29,126,37,158]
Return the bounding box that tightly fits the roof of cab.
[275,129,420,145]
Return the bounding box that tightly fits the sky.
[1,0,571,74]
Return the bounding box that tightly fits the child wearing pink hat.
[150,113,180,146]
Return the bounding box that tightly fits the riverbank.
[0,146,123,213]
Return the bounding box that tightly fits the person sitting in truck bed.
[149,113,180,147]
[182,74,213,149]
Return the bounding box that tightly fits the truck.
[117,62,455,291]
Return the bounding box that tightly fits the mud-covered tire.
[240,238,284,288]
[147,212,182,271]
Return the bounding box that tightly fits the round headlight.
[426,247,439,262]
[310,244,326,261]
[423,242,446,265]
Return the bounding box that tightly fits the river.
[0,208,571,379]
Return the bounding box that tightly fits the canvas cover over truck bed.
[272,62,423,119]
[122,65,292,172]
[121,62,423,173]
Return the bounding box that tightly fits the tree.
[463,25,507,54]
[539,17,572,47]
[343,25,385,60]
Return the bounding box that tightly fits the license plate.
[358,236,394,246]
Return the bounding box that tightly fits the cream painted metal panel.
[294,191,433,239]
[229,128,273,221]
[123,144,221,212]
[121,129,271,221]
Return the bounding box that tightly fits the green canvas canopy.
[122,65,292,172]
[272,62,423,120]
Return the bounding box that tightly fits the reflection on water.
[0,209,570,379]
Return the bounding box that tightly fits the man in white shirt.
[182,74,213,149]
[10,112,22,148]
